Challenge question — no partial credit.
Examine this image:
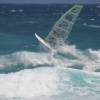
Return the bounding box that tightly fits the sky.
[0,0,100,4]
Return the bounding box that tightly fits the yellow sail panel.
[46,5,83,48]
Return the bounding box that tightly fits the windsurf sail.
[46,5,83,48]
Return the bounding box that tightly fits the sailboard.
[35,33,52,50]
[35,5,83,49]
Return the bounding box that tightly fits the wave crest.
[0,44,100,72]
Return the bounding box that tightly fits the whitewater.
[0,44,100,100]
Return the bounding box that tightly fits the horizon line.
[0,3,99,5]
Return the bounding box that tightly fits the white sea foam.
[0,67,59,98]
[9,10,16,13]
[83,23,100,29]
[0,44,100,72]
[89,18,95,21]
[0,67,100,99]
[0,44,100,99]
[96,5,100,8]
[56,44,100,71]
[0,51,52,68]
[19,9,24,12]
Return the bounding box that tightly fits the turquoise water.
[0,4,100,100]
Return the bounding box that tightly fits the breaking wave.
[0,65,100,100]
[0,44,100,99]
[0,44,100,72]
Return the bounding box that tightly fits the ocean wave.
[0,44,100,99]
[56,44,100,72]
[0,67,58,98]
[96,5,100,8]
[0,67,100,99]
[18,9,24,13]
[9,9,24,13]
[0,51,52,69]
[0,44,100,72]
[15,21,39,25]
[9,9,17,13]
[83,23,100,29]
[89,18,95,21]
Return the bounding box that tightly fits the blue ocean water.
[0,4,100,54]
[0,4,100,100]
